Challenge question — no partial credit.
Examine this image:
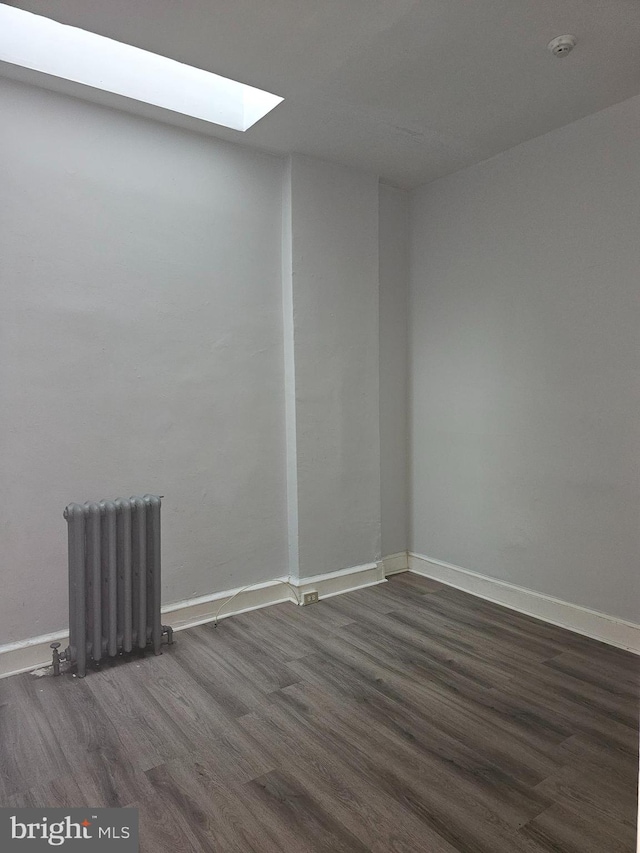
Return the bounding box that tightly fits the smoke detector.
[547,35,577,57]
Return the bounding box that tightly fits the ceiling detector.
[547,35,577,57]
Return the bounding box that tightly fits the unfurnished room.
[0,1,639,851]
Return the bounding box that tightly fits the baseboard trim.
[291,561,385,599]
[162,578,297,632]
[409,552,640,655]
[0,560,386,679]
[382,551,409,576]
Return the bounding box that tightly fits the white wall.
[379,184,409,558]
[0,78,288,645]
[13,58,636,647]
[410,94,640,623]
[284,155,381,578]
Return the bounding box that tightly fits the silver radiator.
[53,495,173,677]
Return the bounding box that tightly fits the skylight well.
[0,4,283,131]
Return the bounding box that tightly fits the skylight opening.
[0,4,283,131]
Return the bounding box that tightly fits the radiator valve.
[50,642,62,676]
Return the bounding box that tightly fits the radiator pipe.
[86,502,102,667]
[50,643,61,676]
[131,497,147,650]
[101,500,118,658]
[144,495,163,656]
[115,498,133,653]
[65,502,87,678]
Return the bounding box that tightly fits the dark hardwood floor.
[1,573,638,852]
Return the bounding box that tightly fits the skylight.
[0,4,283,131]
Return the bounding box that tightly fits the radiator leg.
[76,648,87,678]
[162,625,174,645]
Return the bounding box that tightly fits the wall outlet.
[302,591,319,605]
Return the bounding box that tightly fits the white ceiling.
[5,0,640,187]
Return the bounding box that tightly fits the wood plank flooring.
[1,573,638,852]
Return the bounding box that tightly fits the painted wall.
[410,94,640,622]
[285,155,381,578]
[379,184,409,558]
[0,78,288,645]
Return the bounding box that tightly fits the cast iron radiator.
[52,495,173,678]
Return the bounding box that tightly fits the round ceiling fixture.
[547,35,577,57]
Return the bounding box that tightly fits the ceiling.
[4,0,640,187]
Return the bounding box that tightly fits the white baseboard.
[162,578,296,632]
[0,560,386,679]
[382,551,409,576]
[409,552,640,655]
[291,561,386,600]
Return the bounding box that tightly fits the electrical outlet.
[302,591,319,605]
